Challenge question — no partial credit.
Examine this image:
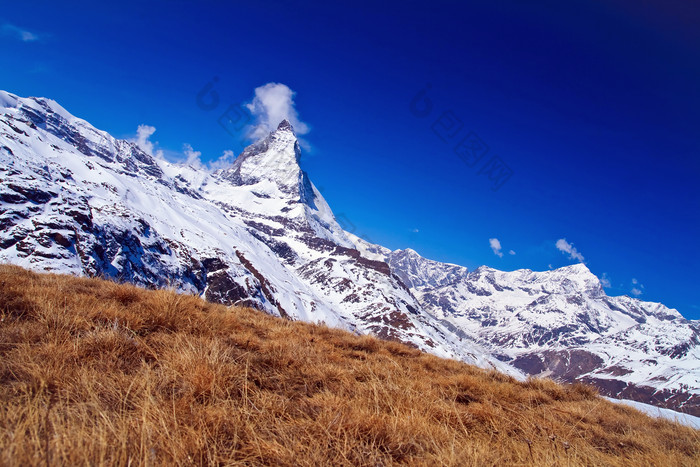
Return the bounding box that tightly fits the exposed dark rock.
[332,245,391,275]
[235,250,289,319]
[6,184,56,204]
[511,349,604,381]
[204,270,249,306]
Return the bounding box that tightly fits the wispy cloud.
[600,272,611,288]
[246,83,309,144]
[208,150,236,171]
[183,144,203,169]
[489,238,503,258]
[133,125,238,172]
[555,238,585,263]
[179,145,235,171]
[179,143,241,172]
[2,23,40,42]
[133,124,164,159]
[630,278,644,297]
[508,249,516,256]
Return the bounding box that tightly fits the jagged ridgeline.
[0,90,698,415]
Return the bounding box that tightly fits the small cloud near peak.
[246,83,309,142]
[555,238,585,263]
[489,238,503,258]
[134,124,164,159]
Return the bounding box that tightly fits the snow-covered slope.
[1,90,698,416]
[605,397,700,430]
[0,90,516,376]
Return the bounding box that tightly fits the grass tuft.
[0,265,697,465]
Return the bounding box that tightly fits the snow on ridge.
[0,90,20,110]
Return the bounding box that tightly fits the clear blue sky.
[2,1,699,318]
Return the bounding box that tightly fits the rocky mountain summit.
[1,91,698,415]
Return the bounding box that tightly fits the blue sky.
[2,1,699,318]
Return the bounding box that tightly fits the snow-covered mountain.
[1,91,698,415]
[0,90,514,374]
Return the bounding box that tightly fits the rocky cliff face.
[1,90,698,414]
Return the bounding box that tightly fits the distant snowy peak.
[386,248,469,289]
[468,263,605,298]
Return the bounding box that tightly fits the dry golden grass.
[0,265,697,466]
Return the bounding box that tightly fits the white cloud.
[489,238,503,258]
[600,273,611,288]
[183,144,203,169]
[411,228,420,233]
[246,83,309,141]
[133,124,164,159]
[183,145,241,172]
[2,23,39,42]
[508,250,516,256]
[133,125,237,172]
[629,279,644,297]
[208,150,236,171]
[555,238,585,263]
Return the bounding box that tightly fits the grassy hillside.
[0,265,697,466]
